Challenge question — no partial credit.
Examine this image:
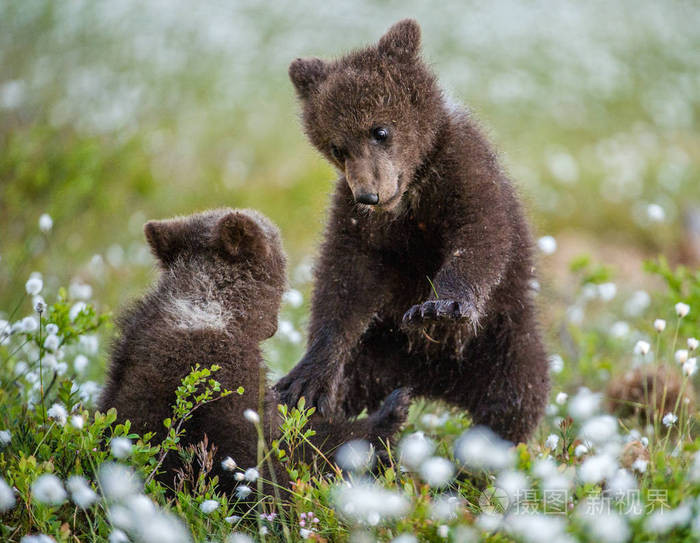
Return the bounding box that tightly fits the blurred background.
[1,0,699,379]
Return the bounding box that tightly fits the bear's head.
[144,208,286,339]
[289,19,445,213]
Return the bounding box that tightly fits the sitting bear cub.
[276,19,549,443]
[99,208,409,492]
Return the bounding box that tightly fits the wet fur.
[99,208,410,492]
[277,19,549,443]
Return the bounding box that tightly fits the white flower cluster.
[98,463,191,543]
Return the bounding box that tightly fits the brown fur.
[607,365,695,422]
[99,209,410,493]
[276,19,549,443]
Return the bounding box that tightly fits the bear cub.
[276,19,549,443]
[99,208,410,492]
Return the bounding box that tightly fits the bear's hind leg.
[458,317,549,444]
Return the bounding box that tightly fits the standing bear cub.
[276,19,549,443]
[99,208,410,492]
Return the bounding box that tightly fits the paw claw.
[402,299,476,328]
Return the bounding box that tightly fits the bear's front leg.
[275,330,350,417]
[402,210,514,334]
[275,215,386,417]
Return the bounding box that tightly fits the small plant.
[145,364,235,486]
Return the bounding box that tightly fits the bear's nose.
[355,192,379,205]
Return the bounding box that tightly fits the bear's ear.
[214,211,267,258]
[144,219,182,265]
[377,19,421,61]
[289,57,328,99]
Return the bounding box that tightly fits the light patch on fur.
[169,297,228,330]
[162,267,232,331]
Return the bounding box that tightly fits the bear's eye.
[330,144,344,162]
[372,126,389,143]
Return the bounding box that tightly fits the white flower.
[431,494,462,521]
[243,409,260,424]
[688,338,699,351]
[70,415,84,430]
[111,437,132,459]
[22,316,38,332]
[548,354,564,374]
[579,454,617,483]
[244,468,259,482]
[336,439,374,471]
[133,510,190,543]
[109,529,129,543]
[569,387,601,420]
[555,392,568,405]
[300,528,313,539]
[607,468,637,496]
[662,412,678,427]
[631,458,648,473]
[45,323,58,335]
[496,470,529,500]
[221,456,237,471]
[587,511,630,543]
[675,349,689,364]
[38,213,53,233]
[437,525,449,538]
[199,499,219,514]
[610,321,630,338]
[580,415,618,445]
[0,477,15,512]
[226,534,254,543]
[598,282,617,301]
[454,426,514,470]
[421,413,447,428]
[477,512,504,531]
[0,430,11,446]
[74,354,89,373]
[537,235,557,255]
[419,457,454,487]
[31,474,67,505]
[544,434,559,449]
[399,432,435,469]
[224,515,241,524]
[25,277,43,295]
[79,334,99,354]
[647,203,666,222]
[69,302,88,321]
[645,502,692,534]
[282,289,303,308]
[654,319,667,332]
[675,302,690,318]
[505,513,568,543]
[67,476,98,508]
[34,299,46,313]
[43,334,60,351]
[98,463,141,501]
[333,482,410,524]
[634,340,650,355]
[278,320,302,343]
[20,535,55,543]
[69,282,93,300]
[47,403,68,426]
[234,472,245,481]
[235,485,252,499]
[683,358,697,377]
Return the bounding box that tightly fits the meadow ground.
[1,1,699,542]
